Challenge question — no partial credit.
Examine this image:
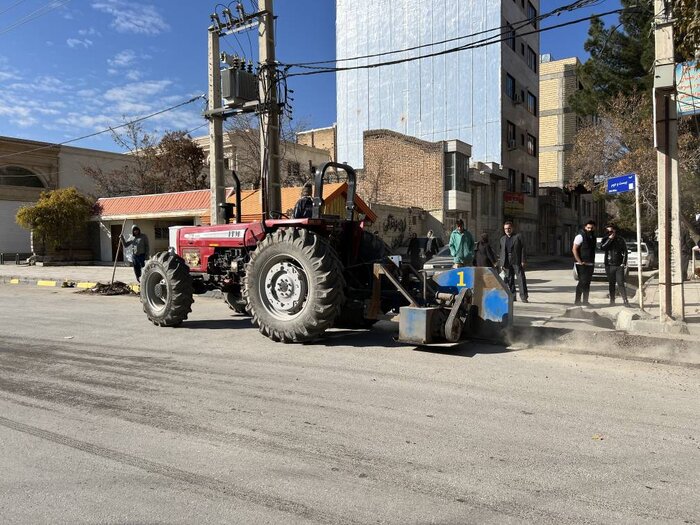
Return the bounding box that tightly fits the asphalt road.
[0,286,698,524]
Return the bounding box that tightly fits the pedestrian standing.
[600,224,630,307]
[572,220,596,306]
[448,219,474,268]
[474,232,497,268]
[498,221,529,302]
[681,228,695,281]
[121,225,149,283]
[425,230,439,260]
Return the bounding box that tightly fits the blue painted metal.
[606,173,636,194]
[398,306,443,344]
[433,266,512,328]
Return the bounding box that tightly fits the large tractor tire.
[243,228,345,343]
[141,251,194,327]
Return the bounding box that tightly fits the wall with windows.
[337,0,504,168]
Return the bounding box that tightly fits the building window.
[505,74,516,100]
[481,186,490,216]
[527,91,537,115]
[527,134,537,156]
[527,46,537,72]
[286,161,300,181]
[528,176,537,196]
[444,151,469,192]
[508,169,516,192]
[0,166,45,188]
[490,183,498,217]
[506,22,516,50]
[521,42,525,56]
[154,227,169,240]
[527,2,537,28]
[506,121,516,149]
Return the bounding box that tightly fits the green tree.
[570,1,655,116]
[568,93,700,234]
[16,188,95,255]
[674,0,700,63]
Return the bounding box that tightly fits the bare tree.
[153,131,207,192]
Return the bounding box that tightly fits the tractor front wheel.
[243,228,345,342]
[141,251,194,327]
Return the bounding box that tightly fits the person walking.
[121,225,150,283]
[407,232,421,269]
[600,224,630,306]
[425,230,439,260]
[572,220,597,306]
[474,232,497,268]
[448,219,474,268]
[498,221,529,302]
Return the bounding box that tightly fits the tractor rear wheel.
[243,228,345,342]
[141,251,194,327]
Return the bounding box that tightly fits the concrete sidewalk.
[0,262,137,289]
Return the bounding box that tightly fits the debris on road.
[76,281,136,296]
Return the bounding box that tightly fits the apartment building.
[538,55,605,255]
[337,0,540,248]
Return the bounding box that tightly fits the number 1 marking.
[457,271,465,287]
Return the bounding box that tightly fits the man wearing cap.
[121,225,150,282]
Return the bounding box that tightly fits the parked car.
[421,245,454,275]
[395,236,444,269]
[626,241,656,270]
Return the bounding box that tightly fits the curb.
[1,276,140,293]
[507,324,700,367]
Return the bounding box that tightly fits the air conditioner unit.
[507,139,517,150]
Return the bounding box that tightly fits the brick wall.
[297,127,336,163]
[360,129,443,212]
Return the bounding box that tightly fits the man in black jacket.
[601,224,630,307]
[498,221,528,302]
[572,220,596,305]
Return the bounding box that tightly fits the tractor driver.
[293,183,314,219]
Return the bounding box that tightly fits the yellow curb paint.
[10,278,19,284]
[37,280,58,287]
[76,282,97,289]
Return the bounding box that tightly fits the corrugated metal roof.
[95,182,377,223]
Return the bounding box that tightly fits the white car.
[626,242,656,270]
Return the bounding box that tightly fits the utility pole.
[653,0,685,321]
[208,25,226,226]
[258,0,281,218]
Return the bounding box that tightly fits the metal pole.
[635,174,643,309]
[111,219,128,287]
[208,27,226,225]
[259,0,281,218]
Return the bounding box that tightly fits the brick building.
[538,55,605,255]
[360,129,507,244]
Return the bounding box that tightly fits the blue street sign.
[607,173,636,194]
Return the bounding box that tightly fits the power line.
[283,8,627,78]
[0,95,206,160]
[283,0,606,69]
[0,0,31,17]
[0,0,71,37]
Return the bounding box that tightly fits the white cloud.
[125,70,142,81]
[108,49,136,67]
[77,89,99,97]
[67,38,94,49]
[91,0,170,35]
[78,27,101,36]
[104,80,171,102]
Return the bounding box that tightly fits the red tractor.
[139,163,391,342]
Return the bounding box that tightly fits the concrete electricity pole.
[653,0,685,322]
[258,0,281,217]
[208,26,226,226]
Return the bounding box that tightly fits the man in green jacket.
[448,219,474,268]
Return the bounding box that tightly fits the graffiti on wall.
[382,214,406,234]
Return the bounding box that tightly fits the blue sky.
[0,0,621,153]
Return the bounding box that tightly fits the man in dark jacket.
[572,220,596,305]
[121,225,149,283]
[601,224,630,306]
[498,221,528,302]
[292,183,313,219]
